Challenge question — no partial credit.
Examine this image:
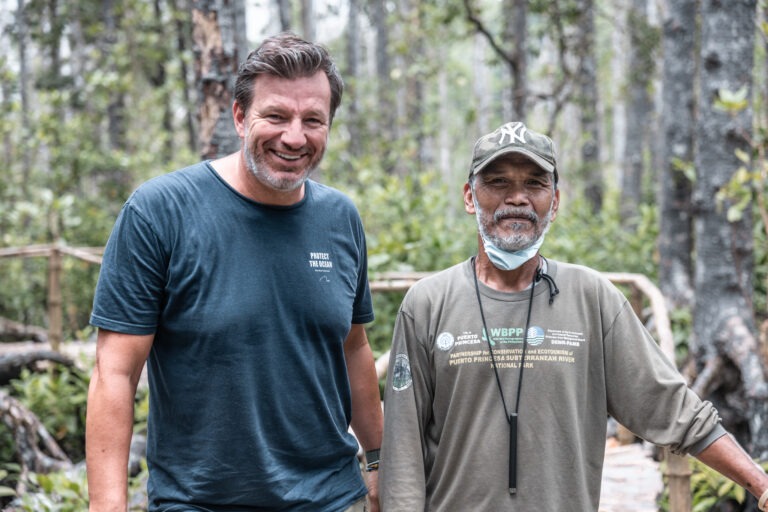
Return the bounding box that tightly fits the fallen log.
[0,351,74,386]
[0,317,47,344]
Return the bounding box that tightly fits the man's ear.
[550,188,560,221]
[233,101,246,138]
[463,182,476,215]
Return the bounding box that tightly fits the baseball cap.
[469,122,558,182]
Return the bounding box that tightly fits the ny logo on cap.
[498,122,528,145]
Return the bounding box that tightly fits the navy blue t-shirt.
[91,162,374,511]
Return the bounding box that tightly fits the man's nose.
[504,183,532,205]
[281,118,307,148]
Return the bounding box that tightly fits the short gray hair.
[234,32,343,123]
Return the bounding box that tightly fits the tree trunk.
[693,0,767,458]
[372,0,396,174]
[473,34,492,136]
[620,0,654,226]
[169,0,198,153]
[574,0,602,213]
[276,0,292,32]
[344,0,362,159]
[16,0,31,194]
[658,0,696,310]
[103,0,127,152]
[300,0,315,41]
[400,0,427,176]
[191,0,245,160]
[502,0,526,121]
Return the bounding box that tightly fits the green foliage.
[133,387,150,435]
[0,0,197,341]
[16,470,89,512]
[348,169,475,273]
[545,190,659,277]
[668,306,693,365]
[658,458,768,512]
[334,167,475,355]
[9,367,90,459]
[0,367,150,508]
[0,465,19,498]
[13,458,148,511]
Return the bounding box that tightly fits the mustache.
[493,208,538,223]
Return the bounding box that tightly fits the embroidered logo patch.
[436,332,455,351]
[392,353,413,391]
[527,326,545,346]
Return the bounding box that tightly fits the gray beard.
[244,146,315,192]
[475,200,555,252]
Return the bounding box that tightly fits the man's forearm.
[346,341,384,451]
[695,433,768,502]
[85,368,137,511]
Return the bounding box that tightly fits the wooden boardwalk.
[600,440,664,512]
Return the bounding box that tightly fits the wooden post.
[665,450,692,512]
[47,241,63,353]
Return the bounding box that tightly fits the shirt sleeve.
[604,301,724,455]
[380,299,432,510]
[90,198,168,335]
[351,213,374,325]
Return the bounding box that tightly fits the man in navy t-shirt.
[86,32,383,512]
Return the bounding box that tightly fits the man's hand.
[365,469,380,512]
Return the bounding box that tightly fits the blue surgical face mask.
[481,232,545,271]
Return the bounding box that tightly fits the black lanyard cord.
[471,256,538,422]
[471,256,539,495]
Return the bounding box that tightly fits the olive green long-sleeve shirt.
[380,259,724,511]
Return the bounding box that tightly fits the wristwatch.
[364,449,380,472]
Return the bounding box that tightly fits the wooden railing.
[369,270,692,512]
[0,242,103,353]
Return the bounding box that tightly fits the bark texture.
[658,0,696,309]
[192,0,245,160]
[574,0,602,212]
[620,0,654,226]
[693,0,767,457]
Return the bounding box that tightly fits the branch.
[690,354,724,398]
[461,0,516,70]
[0,350,74,385]
[0,317,47,343]
[0,388,72,496]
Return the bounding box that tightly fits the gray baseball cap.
[469,122,558,183]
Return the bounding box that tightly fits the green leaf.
[727,205,744,222]
[714,86,749,112]
[693,497,717,512]
[734,148,750,164]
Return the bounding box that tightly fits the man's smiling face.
[235,71,331,196]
